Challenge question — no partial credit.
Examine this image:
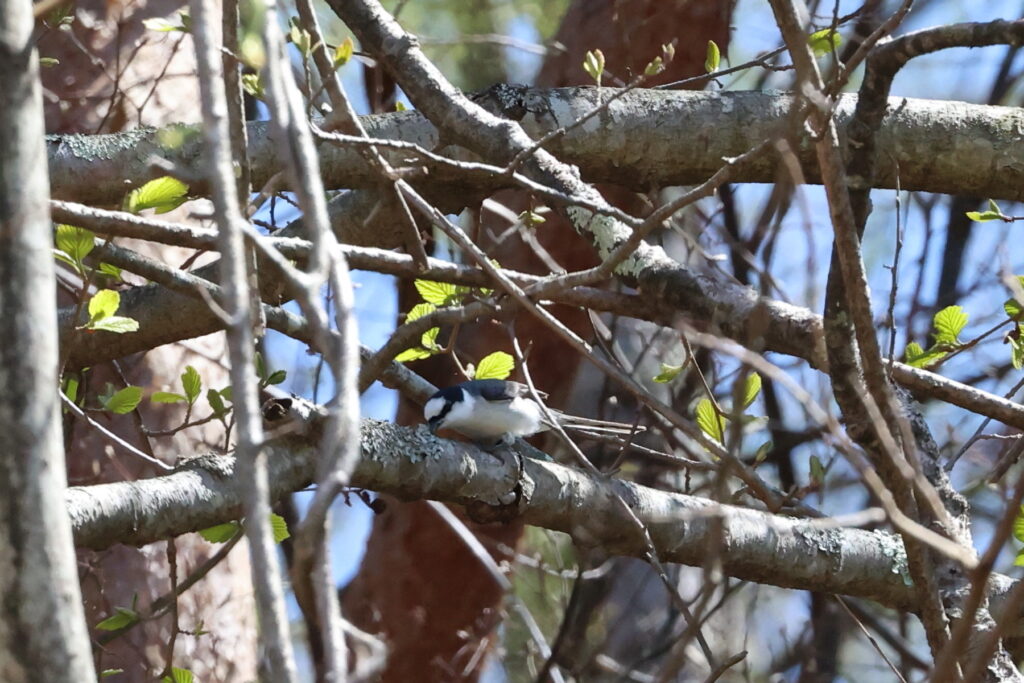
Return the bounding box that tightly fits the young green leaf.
[270,513,290,543]
[420,326,440,351]
[63,376,80,404]
[334,37,354,67]
[808,28,842,56]
[199,521,240,543]
[289,19,312,57]
[182,365,202,404]
[809,454,826,485]
[265,369,287,386]
[207,388,228,417]
[394,347,433,362]
[241,73,265,99]
[88,289,121,321]
[583,49,605,85]
[415,280,461,306]
[1014,549,1024,567]
[1013,505,1024,543]
[406,302,436,321]
[55,224,95,263]
[89,316,140,333]
[518,210,546,227]
[95,606,139,631]
[1010,335,1024,370]
[933,305,968,346]
[98,263,123,281]
[474,351,515,380]
[644,56,664,76]
[966,209,1002,222]
[152,391,187,404]
[100,669,125,678]
[161,667,195,683]
[904,341,947,369]
[753,440,773,465]
[741,372,762,409]
[1006,298,1023,320]
[652,362,683,384]
[395,101,407,112]
[123,176,189,214]
[695,398,725,443]
[102,386,143,414]
[704,40,720,73]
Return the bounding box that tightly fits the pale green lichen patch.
[50,127,155,161]
[873,529,912,586]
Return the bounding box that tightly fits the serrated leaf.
[415,280,459,306]
[334,37,354,67]
[266,369,287,385]
[199,521,240,543]
[123,176,188,215]
[53,249,80,271]
[474,351,515,380]
[406,302,436,322]
[420,326,440,350]
[103,386,142,414]
[394,346,433,362]
[583,49,605,84]
[270,513,290,543]
[695,398,725,443]
[653,362,683,384]
[966,210,1002,222]
[933,305,968,346]
[704,40,720,73]
[741,372,762,408]
[55,224,95,262]
[182,365,201,404]
[904,341,947,369]
[88,289,120,320]
[808,28,842,56]
[89,316,139,333]
[152,391,187,404]
[95,607,138,631]
[161,667,194,683]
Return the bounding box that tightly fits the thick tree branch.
[46,89,1024,208]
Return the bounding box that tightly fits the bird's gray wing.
[472,379,530,402]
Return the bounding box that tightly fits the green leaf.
[241,73,264,99]
[1006,298,1023,320]
[89,316,140,333]
[583,49,605,84]
[808,28,842,57]
[406,302,436,322]
[933,305,968,346]
[63,376,80,404]
[518,210,546,227]
[143,16,184,32]
[102,386,142,414]
[265,369,287,386]
[420,326,440,350]
[643,56,664,76]
[182,366,202,404]
[904,342,947,369]
[474,351,515,380]
[152,391,187,404]
[55,224,95,262]
[95,606,139,631]
[88,289,121,321]
[809,454,826,485]
[161,667,194,683]
[98,263,123,280]
[1014,549,1024,567]
[207,388,227,417]
[653,362,683,384]
[394,346,433,362]
[199,521,240,543]
[753,440,773,465]
[395,101,407,112]
[39,57,59,67]
[123,176,189,214]
[100,669,125,678]
[255,351,267,380]
[333,37,354,68]
[1013,505,1024,543]
[704,40,720,73]
[741,372,762,409]
[415,280,461,306]
[270,513,290,543]
[695,398,725,443]
[1010,335,1024,371]
[966,210,1002,222]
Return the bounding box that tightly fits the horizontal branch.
[47,88,1024,206]
[64,406,1024,631]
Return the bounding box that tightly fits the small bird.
[424,379,642,442]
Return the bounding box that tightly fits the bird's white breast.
[443,393,546,440]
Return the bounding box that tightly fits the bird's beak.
[428,419,439,435]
